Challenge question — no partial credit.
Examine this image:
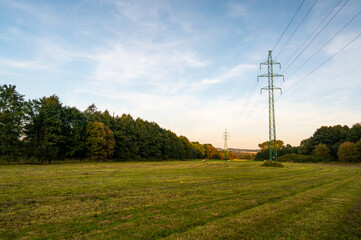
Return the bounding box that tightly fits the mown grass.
[1,160,360,239]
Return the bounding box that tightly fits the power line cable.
[236,94,263,132]
[275,0,319,60]
[284,32,361,93]
[282,0,344,68]
[272,0,306,51]
[238,101,268,139]
[282,0,350,74]
[233,0,304,135]
[286,8,361,80]
[230,80,258,131]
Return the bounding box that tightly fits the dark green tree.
[298,137,315,155]
[179,136,193,159]
[191,142,206,159]
[347,123,361,142]
[312,125,349,158]
[0,84,26,161]
[62,107,87,159]
[112,114,138,160]
[279,144,299,156]
[313,143,332,162]
[24,95,65,162]
[355,139,361,162]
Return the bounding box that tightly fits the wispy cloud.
[0,58,47,69]
[5,0,58,24]
[227,2,249,18]
[89,41,207,90]
[191,63,256,90]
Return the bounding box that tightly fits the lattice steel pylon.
[257,50,284,162]
[223,129,229,160]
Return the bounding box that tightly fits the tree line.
[0,84,222,163]
[254,123,361,163]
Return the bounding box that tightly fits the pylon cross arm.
[257,74,268,82]
[273,74,285,81]
[260,62,268,68]
[260,87,282,94]
[273,62,281,67]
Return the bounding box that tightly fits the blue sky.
[1,0,361,149]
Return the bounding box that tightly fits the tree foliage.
[258,140,285,151]
[23,95,66,162]
[313,143,332,162]
[0,85,25,161]
[355,140,361,162]
[254,140,297,161]
[86,121,115,161]
[297,124,361,162]
[337,142,357,163]
[0,85,223,163]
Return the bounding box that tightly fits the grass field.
[1,160,361,239]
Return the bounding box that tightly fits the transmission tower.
[223,129,229,160]
[257,50,284,162]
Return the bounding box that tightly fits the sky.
[1,0,361,149]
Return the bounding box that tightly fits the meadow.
[1,160,360,239]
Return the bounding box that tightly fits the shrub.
[313,143,332,162]
[261,160,284,167]
[294,155,317,163]
[338,142,357,162]
[278,153,298,162]
[278,154,317,163]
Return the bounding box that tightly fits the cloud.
[5,1,57,24]
[111,0,164,22]
[324,32,361,55]
[0,58,47,69]
[191,63,256,90]
[87,40,207,94]
[228,2,249,18]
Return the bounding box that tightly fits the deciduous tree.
[313,143,332,162]
[338,142,357,162]
[0,85,25,161]
[86,121,115,161]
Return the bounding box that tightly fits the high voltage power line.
[283,32,361,94]
[282,0,345,69]
[233,0,360,147]
[230,80,258,131]
[232,1,308,134]
[275,0,319,60]
[286,8,361,79]
[272,0,306,52]
[244,27,360,135]
[281,0,350,74]
[236,99,268,141]
[253,30,361,131]
[236,94,262,131]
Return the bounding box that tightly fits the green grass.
[1,160,360,239]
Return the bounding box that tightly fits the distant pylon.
[257,50,284,162]
[223,129,229,160]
